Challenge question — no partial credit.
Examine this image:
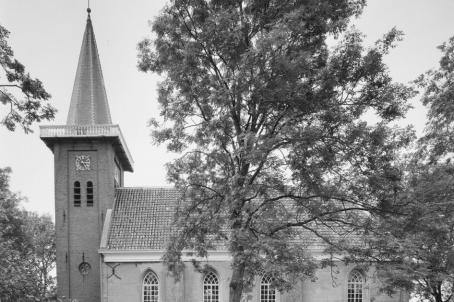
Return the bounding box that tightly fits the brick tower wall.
[53,140,120,302]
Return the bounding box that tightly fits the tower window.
[143,270,159,302]
[74,181,81,207]
[87,181,94,206]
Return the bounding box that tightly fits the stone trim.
[100,209,112,249]
[100,250,233,263]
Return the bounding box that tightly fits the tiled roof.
[105,187,363,252]
[106,187,180,250]
[295,226,363,251]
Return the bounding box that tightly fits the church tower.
[40,9,133,301]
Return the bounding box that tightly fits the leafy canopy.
[0,167,56,301]
[138,0,415,299]
[401,165,454,302]
[354,36,454,302]
[0,24,56,133]
[416,36,454,162]
[349,162,454,302]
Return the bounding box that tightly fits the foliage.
[0,24,56,133]
[416,36,454,162]
[395,36,454,302]
[0,167,56,301]
[138,1,415,300]
[348,162,454,302]
[344,36,454,302]
[23,212,57,301]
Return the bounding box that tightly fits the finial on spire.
[87,0,91,16]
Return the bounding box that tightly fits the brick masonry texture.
[100,260,409,302]
[53,140,121,302]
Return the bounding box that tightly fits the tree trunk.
[433,285,443,302]
[229,258,245,302]
[229,186,247,302]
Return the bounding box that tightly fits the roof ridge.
[115,186,177,190]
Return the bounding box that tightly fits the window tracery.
[260,273,277,302]
[348,270,364,302]
[203,271,219,302]
[143,271,159,302]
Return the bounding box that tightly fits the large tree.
[0,24,56,133]
[0,167,56,301]
[138,1,414,300]
[352,36,454,302]
[364,162,454,302]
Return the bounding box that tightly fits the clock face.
[75,155,91,171]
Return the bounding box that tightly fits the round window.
[79,262,91,275]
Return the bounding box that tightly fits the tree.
[0,167,56,301]
[416,36,454,163]
[138,1,415,300]
[0,24,56,133]
[369,163,454,302]
[22,212,57,301]
[344,36,454,302]
[0,167,29,299]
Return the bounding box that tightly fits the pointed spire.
[66,8,112,125]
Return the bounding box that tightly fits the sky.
[0,0,453,217]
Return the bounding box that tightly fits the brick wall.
[53,140,119,302]
[101,260,407,302]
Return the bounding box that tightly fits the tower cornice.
[40,124,134,172]
[40,11,133,172]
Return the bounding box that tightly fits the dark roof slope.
[105,187,363,252]
[106,187,180,250]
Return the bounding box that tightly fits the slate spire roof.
[66,9,112,125]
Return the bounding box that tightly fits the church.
[40,9,409,302]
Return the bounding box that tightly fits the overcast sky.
[0,0,453,217]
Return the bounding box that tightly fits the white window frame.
[203,270,220,302]
[347,270,364,302]
[143,270,159,302]
[260,273,280,302]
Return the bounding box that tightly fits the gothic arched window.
[203,271,219,302]
[143,271,159,302]
[260,273,276,302]
[348,270,364,302]
[86,181,93,206]
[74,181,81,207]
